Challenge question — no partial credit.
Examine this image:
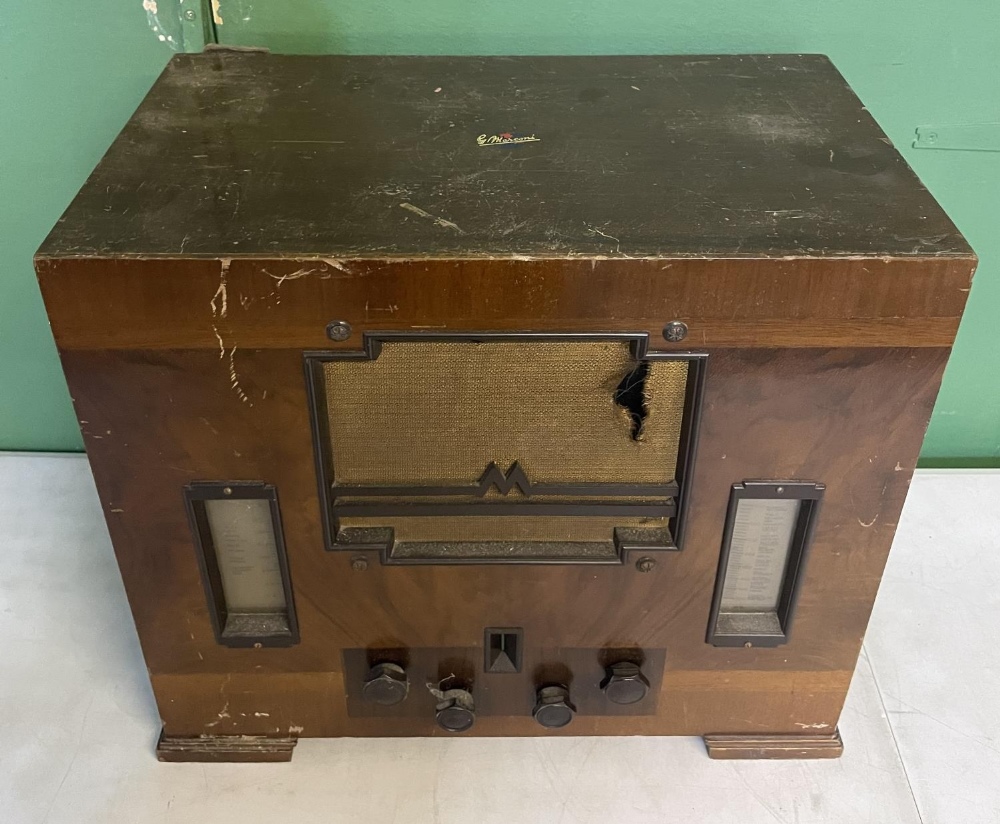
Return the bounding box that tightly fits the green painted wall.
[3,1,998,460]
[1,4,175,450]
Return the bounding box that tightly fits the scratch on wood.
[584,223,621,253]
[399,201,464,233]
[322,258,353,274]
[206,679,231,729]
[228,346,253,406]
[211,259,230,318]
[212,325,225,359]
[267,267,317,286]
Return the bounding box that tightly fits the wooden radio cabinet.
[35,53,975,761]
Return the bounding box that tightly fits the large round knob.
[601,661,650,705]
[532,684,576,729]
[435,688,476,732]
[361,662,409,706]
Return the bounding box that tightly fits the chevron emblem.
[476,462,533,497]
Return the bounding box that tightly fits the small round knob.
[361,662,409,706]
[532,684,576,729]
[601,662,650,705]
[435,688,476,732]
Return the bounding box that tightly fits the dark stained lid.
[38,53,973,260]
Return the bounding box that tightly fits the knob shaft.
[435,688,476,732]
[601,661,650,705]
[361,662,409,706]
[532,684,576,729]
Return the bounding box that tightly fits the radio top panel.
[38,53,971,263]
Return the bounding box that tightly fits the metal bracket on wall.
[180,0,219,51]
[146,0,218,53]
[914,124,1000,153]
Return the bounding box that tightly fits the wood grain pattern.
[56,345,946,741]
[147,670,853,739]
[36,256,974,351]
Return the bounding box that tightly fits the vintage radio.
[36,53,975,761]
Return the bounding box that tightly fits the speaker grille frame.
[304,332,706,565]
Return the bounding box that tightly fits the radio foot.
[156,730,297,762]
[703,728,843,760]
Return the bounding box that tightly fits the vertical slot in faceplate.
[485,628,523,673]
[707,481,824,647]
[185,482,298,647]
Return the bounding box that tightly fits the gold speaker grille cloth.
[322,341,688,486]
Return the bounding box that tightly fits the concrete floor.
[1,454,997,823]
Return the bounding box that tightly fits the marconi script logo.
[476,132,541,147]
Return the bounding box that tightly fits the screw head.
[636,556,656,573]
[351,556,369,572]
[222,487,232,496]
[663,321,688,342]
[183,8,197,20]
[326,320,352,342]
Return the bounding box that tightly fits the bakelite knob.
[532,684,576,729]
[435,688,476,732]
[361,662,409,706]
[601,661,650,705]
